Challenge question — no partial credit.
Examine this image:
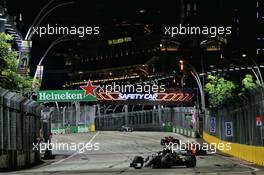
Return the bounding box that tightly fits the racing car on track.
[130,148,196,169]
[120,125,133,132]
[160,136,206,155]
[160,136,180,146]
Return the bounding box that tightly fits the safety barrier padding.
[203,132,264,166]
[90,124,95,132]
[51,125,95,134]
[173,126,196,138]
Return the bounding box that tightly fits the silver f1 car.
[120,125,133,132]
[130,148,196,169]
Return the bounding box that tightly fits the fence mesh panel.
[204,87,264,146]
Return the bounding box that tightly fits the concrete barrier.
[173,126,196,138]
[51,125,93,134]
[203,132,264,166]
[17,154,26,167]
[0,155,8,169]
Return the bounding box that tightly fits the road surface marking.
[52,131,100,165]
[216,154,260,173]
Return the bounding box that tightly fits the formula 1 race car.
[120,125,134,132]
[130,149,196,169]
[160,137,206,156]
[160,136,180,146]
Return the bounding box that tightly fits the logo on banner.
[38,80,195,103]
[80,80,98,97]
[96,82,194,102]
[37,80,98,102]
[225,122,233,137]
[210,117,216,133]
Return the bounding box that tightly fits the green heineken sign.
[37,81,98,102]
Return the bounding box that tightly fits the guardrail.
[204,87,264,166]
[51,124,95,135]
[95,109,162,131]
[95,107,198,135]
[173,126,196,138]
[0,87,43,170]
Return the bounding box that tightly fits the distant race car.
[120,125,133,132]
[130,148,196,169]
[160,136,180,146]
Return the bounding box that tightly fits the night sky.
[3,0,259,89]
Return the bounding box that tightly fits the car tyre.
[185,156,196,168]
[161,153,172,168]
[131,156,144,169]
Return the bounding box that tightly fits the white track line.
[52,131,100,165]
[216,154,260,172]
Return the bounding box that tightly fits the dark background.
[2,0,262,89]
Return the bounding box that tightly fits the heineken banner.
[37,80,195,104]
[37,90,97,102]
[38,80,98,102]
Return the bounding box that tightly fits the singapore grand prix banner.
[37,80,195,104]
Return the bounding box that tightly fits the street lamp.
[185,61,205,112]
[175,60,206,137]
[32,35,69,87]
[25,0,75,40]
[179,60,184,71]
[17,0,75,75]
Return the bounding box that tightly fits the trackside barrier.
[0,87,43,170]
[95,107,197,132]
[173,126,196,138]
[51,125,94,135]
[204,87,264,166]
[50,105,96,134]
[203,132,264,166]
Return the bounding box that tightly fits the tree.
[241,74,257,91]
[0,33,39,96]
[205,75,236,108]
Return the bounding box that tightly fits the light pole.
[25,1,75,40]
[33,35,68,87]
[17,0,75,75]
[180,60,205,112]
[24,0,57,40]
[176,59,205,137]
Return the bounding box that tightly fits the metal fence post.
[124,105,128,126]
[158,105,162,126]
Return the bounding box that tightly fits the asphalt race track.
[4,131,264,175]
